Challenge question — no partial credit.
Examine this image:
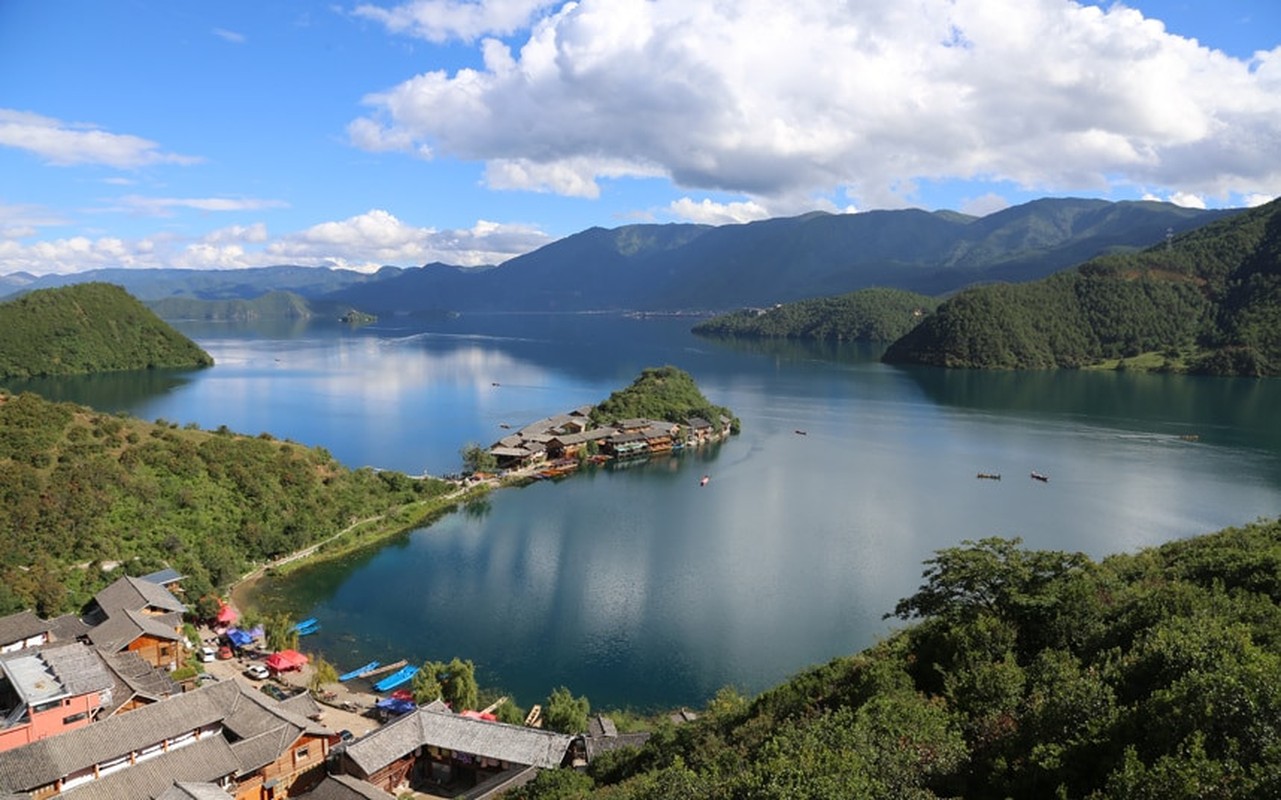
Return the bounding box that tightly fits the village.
[0,568,685,799]
[0,406,734,800]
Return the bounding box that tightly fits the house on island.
[335,701,574,798]
[0,643,115,754]
[0,677,334,799]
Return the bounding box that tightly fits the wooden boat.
[294,619,320,636]
[338,661,380,682]
[700,475,710,486]
[1030,471,1049,483]
[373,665,420,692]
[293,618,318,631]
[976,473,1001,480]
[795,429,808,436]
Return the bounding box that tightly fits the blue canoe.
[338,661,380,682]
[293,618,318,632]
[373,665,419,692]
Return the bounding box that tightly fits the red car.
[217,645,234,660]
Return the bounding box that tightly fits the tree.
[411,662,443,704]
[309,655,339,692]
[264,612,299,652]
[460,442,497,474]
[544,686,590,734]
[441,657,479,711]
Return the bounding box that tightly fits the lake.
[13,313,1281,711]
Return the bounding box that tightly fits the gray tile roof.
[230,726,295,775]
[304,774,396,799]
[155,781,234,799]
[46,613,92,643]
[0,678,327,793]
[0,612,49,649]
[344,706,573,776]
[58,736,239,800]
[139,568,185,587]
[0,643,113,708]
[93,575,186,617]
[87,607,181,653]
[100,651,179,705]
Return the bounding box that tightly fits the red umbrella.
[215,604,238,624]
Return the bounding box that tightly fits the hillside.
[0,283,214,379]
[3,199,1230,315]
[515,519,1281,800]
[883,198,1281,375]
[589,366,739,431]
[692,288,940,342]
[0,390,453,618]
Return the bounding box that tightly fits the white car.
[244,664,270,680]
[199,646,217,663]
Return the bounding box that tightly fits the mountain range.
[0,198,1233,314]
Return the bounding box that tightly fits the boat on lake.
[976,473,1001,480]
[373,665,420,692]
[295,619,320,636]
[338,660,380,682]
[700,475,710,486]
[1030,472,1050,483]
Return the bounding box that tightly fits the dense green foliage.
[884,198,1281,375]
[589,366,738,432]
[411,657,480,711]
[544,686,592,734]
[0,283,213,379]
[692,288,939,342]
[0,390,451,616]
[147,290,314,321]
[522,519,1281,799]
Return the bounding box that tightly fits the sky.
[1,0,1279,276]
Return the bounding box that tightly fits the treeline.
[0,390,452,617]
[515,519,1281,799]
[692,288,940,343]
[589,366,739,432]
[0,283,213,379]
[884,198,1281,375]
[146,290,315,321]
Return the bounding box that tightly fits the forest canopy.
[692,287,940,343]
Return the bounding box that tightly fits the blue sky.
[2,0,1279,275]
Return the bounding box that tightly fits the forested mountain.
[0,283,213,379]
[325,198,1227,313]
[692,288,940,342]
[516,520,1281,800]
[147,290,316,321]
[3,199,1229,314]
[0,390,451,618]
[883,197,1281,375]
[589,366,738,431]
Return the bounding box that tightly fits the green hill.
[0,283,214,379]
[589,366,739,431]
[0,390,453,617]
[883,199,1281,375]
[147,290,315,321]
[692,288,940,342]
[515,519,1281,800]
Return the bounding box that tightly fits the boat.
[795,429,808,436]
[373,665,420,692]
[294,619,320,636]
[338,661,380,682]
[976,473,1001,480]
[1030,471,1049,483]
[700,475,710,486]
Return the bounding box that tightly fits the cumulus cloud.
[0,109,201,168]
[353,0,557,43]
[348,0,1281,208]
[669,197,770,226]
[265,209,549,269]
[114,195,290,217]
[1,209,551,275]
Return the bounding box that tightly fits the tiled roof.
[93,575,186,617]
[88,607,181,653]
[155,781,235,799]
[139,568,185,586]
[343,706,573,776]
[0,611,49,648]
[58,736,239,800]
[304,774,396,799]
[100,650,179,704]
[0,642,113,708]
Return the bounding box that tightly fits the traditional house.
[336,703,573,796]
[544,428,617,460]
[640,423,677,453]
[0,643,115,753]
[0,612,52,655]
[684,417,713,445]
[577,715,651,768]
[603,432,649,458]
[84,576,187,672]
[301,774,395,799]
[97,651,180,717]
[0,677,332,799]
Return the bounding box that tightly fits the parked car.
[199,646,217,663]
[244,664,269,680]
[338,729,354,743]
[260,683,289,702]
[217,645,234,660]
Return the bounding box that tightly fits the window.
[62,712,89,725]
[294,746,310,763]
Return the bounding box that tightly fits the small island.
[0,283,214,379]
[465,365,738,477]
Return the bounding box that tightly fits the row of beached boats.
[975,471,1051,482]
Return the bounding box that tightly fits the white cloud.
[213,27,247,44]
[114,195,290,217]
[0,202,68,233]
[349,0,1281,208]
[0,109,201,169]
[1168,191,1207,209]
[1244,194,1277,208]
[0,210,553,275]
[669,197,770,225]
[353,0,557,43]
[959,193,1012,216]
